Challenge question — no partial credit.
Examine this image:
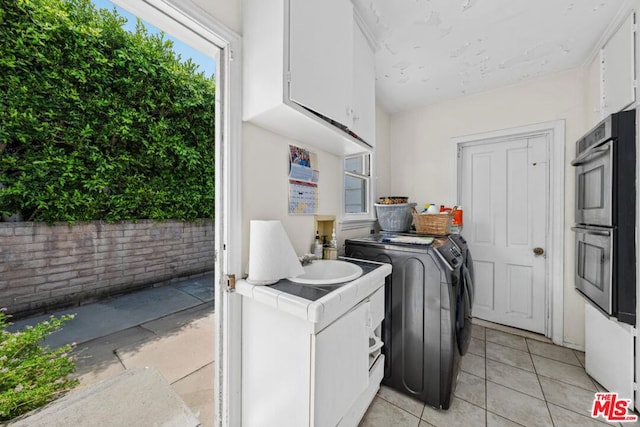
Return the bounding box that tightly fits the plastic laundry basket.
[374,203,416,232]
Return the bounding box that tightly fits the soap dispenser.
[323,229,338,260]
[313,231,323,259]
[330,228,337,249]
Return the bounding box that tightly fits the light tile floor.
[360,322,640,427]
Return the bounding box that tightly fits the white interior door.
[460,135,548,334]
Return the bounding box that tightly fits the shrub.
[0,310,78,421]
[0,0,215,223]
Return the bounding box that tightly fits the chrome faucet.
[298,253,317,266]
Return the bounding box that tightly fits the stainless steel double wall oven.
[571,109,636,325]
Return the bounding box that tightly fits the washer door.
[456,266,473,355]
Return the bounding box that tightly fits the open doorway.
[87,1,243,425]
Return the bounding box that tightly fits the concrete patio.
[8,273,215,426]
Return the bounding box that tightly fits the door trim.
[450,120,565,345]
[148,2,244,425]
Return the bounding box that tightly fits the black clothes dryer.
[345,235,468,409]
[448,234,474,356]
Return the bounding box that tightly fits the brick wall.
[0,220,214,318]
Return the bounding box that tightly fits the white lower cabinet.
[241,286,384,426]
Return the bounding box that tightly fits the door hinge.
[225,274,236,292]
[457,146,462,158]
[286,71,292,83]
[633,382,638,392]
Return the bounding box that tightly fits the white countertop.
[236,258,391,330]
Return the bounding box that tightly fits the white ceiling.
[353,0,628,113]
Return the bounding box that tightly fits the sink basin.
[288,260,363,285]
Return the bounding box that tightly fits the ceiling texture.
[353,0,629,113]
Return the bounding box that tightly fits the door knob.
[533,247,545,256]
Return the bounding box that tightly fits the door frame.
[450,120,565,344]
[112,1,244,424]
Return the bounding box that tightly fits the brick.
[48,256,81,266]
[1,283,35,298]
[50,285,83,298]
[36,280,71,292]
[69,246,97,256]
[4,235,34,246]
[13,226,35,236]
[133,272,158,283]
[36,264,78,276]
[145,263,167,273]
[47,271,77,282]
[121,248,154,257]
[0,227,14,237]
[96,230,124,238]
[98,269,124,281]
[70,224,98,233]
[81,280,111,291]
[92,252,122,262]
[52,240,87,250]
[8,275,48,288]
[14,291,52,304]
[123,266,146,276]
[79,267,106,277]
[31,249,70,260]
[26,242,47,252]
[69,275,98,287]
[123,229,142,238]
[108,276,130,287]
[2,269,39,281]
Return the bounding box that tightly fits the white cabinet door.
[313,300,370,427]
[601,13,635,116]
[289,0,353,127]
[585,303,635,409]
[351,22,376,146]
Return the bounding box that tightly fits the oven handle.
[571,226,611,237]
[570,142,611,166]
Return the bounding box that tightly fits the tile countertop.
[236,258,392,331]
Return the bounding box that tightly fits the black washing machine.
[345,235,470,409]
[449,234,474,302]
[448,234,474,356]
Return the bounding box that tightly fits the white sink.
[288,260,363,285]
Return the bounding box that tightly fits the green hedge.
[0,0,215,223]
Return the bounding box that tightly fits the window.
[344,154,371,215]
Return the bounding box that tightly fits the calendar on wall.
[289,145,319,214]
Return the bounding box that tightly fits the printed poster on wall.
[289,145,319,214]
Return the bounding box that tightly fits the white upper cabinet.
[289,0,353,128]
[243,0,376,155]
[351,17,376,146]
[601,12,636,116]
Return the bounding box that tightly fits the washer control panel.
[435,240,463,270]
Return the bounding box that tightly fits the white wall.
[241,123,343,271]
[389,68,589,347]
[240,107,391,271]
[190,0,242,34]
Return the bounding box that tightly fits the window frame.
[342,151,376,230]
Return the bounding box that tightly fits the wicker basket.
[412,209,451,235]
[375,203,416,232]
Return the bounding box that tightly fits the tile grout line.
[484,330,488,426]
[526,336,557,426]
[375,392,424,424]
